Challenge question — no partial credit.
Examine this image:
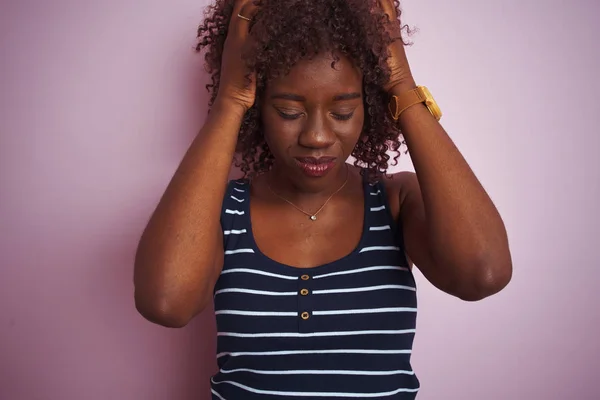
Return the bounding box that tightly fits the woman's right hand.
[216,0,259,113]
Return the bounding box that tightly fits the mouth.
[294,157,337,177]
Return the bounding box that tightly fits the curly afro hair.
[196,0,412,180]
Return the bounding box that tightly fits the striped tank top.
[211,175,420,399]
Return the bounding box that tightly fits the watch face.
[426,100,442,120]
[420,86,442,120]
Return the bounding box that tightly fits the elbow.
[456,257,513,302]
[134,290,209,328]
[133,255,215,328]
[135,294,191,328]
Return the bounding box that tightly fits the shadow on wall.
[89,200,218,398]
[84,58,230,398]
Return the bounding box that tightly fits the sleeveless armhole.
[376,178,411,269]
[219,181,230,256]
[220,178,248,250]
[219,180,234,248]
[216,178,247,296]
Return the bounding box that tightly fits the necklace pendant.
[310,215,317,221]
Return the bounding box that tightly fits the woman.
[134,0,513,397]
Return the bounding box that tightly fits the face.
[261,52,364,189]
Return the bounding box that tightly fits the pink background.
[2,0,599,399]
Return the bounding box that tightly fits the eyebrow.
[270,92,362,102]
[333,92,362,101]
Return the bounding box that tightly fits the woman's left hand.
[378,0,416,93]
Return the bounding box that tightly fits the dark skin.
[133,0,512,328]
[252,53,367,268]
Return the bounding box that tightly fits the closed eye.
[332,112,354,121]
[276,110,303,120]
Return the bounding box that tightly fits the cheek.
[261,109,296,152]
[355,108,366,131]
[341,108,366,140]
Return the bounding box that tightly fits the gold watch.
[388,86,442,121]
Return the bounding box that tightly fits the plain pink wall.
[1,0,599,399]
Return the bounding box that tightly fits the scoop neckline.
[242,173,371,274]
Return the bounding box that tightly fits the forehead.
[266,53,363,97]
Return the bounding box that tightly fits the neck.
[266,162,350,202]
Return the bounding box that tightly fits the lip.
[294,156,337,165]
[294,157,337,177]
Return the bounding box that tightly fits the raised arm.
[133,0,258,327]
[379,0,512,301]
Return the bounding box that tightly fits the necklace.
[266,166,349,221]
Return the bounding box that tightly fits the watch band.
[388,86,442,121]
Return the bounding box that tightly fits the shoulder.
[380,171,419,220]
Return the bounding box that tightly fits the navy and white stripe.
[213,175,419,399]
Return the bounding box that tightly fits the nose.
[298,110,336,149]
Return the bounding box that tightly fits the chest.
[250,182,401,269]
[251,196,364,268]
[215,179,418,368]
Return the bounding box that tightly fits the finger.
[239,0,259,22]
[229,0,259,37]
[378,0,403,39]
[378,0,398,21]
